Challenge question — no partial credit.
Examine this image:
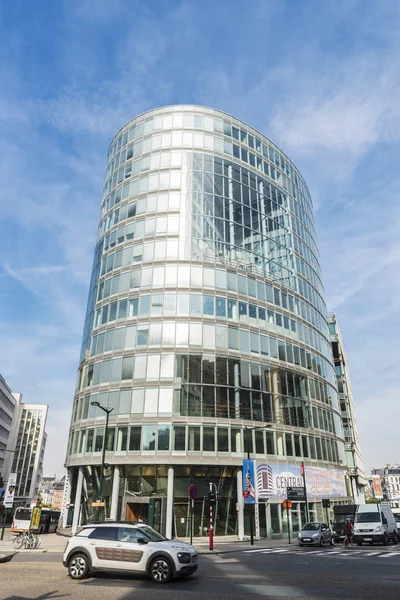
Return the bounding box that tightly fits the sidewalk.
[56,528,288,555]
[1,529,289,556]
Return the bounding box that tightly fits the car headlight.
[332,530,336,535]
[171,545,189,550]
[375,525,383,532]
[177,552,192,564]
[312,533,319,538]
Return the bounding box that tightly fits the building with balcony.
[65,105,351,539]
[328,314,366,502]
[371,465,400,508]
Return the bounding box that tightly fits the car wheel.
[68,553,90,580]
[149,557,173,584]
[319,537,325,547]
[392,535,397,545]
[299,543,303,547]
[383,534,388,546]
[330,537,334,546]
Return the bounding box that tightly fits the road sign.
[188,484,198,500]
[282,499,292,510]
[30,507,41,530]
[287,486,306,501]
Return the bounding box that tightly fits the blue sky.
[0,0,399,476]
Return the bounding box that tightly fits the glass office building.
[65,105,348,538]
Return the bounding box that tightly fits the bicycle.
[13,531,41,550]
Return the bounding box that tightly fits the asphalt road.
[1,546,400,600]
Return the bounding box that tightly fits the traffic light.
[208,491,216,505]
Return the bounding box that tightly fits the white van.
[392,509,400,534]
[354,503,398,546]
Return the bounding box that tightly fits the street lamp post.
[90,402,113,517]
[244,425,272,546]
[0,449,17,541]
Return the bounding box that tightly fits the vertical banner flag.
[4,473,17,508]
[242,459,256,504]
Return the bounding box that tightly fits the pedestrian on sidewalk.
[344,518,353,549]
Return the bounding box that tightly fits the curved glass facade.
[66,105,347,538]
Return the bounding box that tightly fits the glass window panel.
[216,297,226,317]
[158,388,173,413]
[131,388,144,414]
[203,426,215,451]
[217,428,229,452]
[157,426,170,451]
[173,426,186,451]
[133,355,147,379]
[144,388,158,415]
[119,389,131,414]
[110,358,122,382]
[176,323,189,345]
[160,354,174,378]
[266,431,275,454]
[146,354,160,379]
[100,360,111,383]
[129,426,141,451]
[116,427,128,451]
[121,356,134,380]
[142,425,157,451]
[125,325,136,348]
[190,294,202,315]
[188,426,200,451]
[203,295,214,316]
[231,428,242,453]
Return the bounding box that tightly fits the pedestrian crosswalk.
[242,546,400,560]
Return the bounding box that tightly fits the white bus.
[11,507,61,534]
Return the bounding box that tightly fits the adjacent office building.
[66,105,353,538]
[328,314,366,503]
[3,394,48,508]
[0,374,17,487]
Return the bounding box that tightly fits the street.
[1,544,400,600]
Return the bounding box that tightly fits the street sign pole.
[300,462,309,523]
[188,484,198,547]
[282,499,292,544]
[190,498,194,546]
[209,483,214,551]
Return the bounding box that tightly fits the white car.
[63,522,198,583]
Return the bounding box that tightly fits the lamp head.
[91,401,101,408]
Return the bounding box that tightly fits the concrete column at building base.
[71,467,84,535]
[110,466,120,522]
[237,469,244,540]
[166,466,174,540]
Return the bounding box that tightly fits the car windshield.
[15,509,31,521]
[302,523,320,531]
[137,525,167,542]
[333,515,353,524]
[355,512,381,523]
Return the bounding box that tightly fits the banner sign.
[257,464,347,499]
[31,507,41,530]
[242,459,256,504]
[371,475,383,499]
[4,473,17,508]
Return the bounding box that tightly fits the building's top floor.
[106,104,312,210]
